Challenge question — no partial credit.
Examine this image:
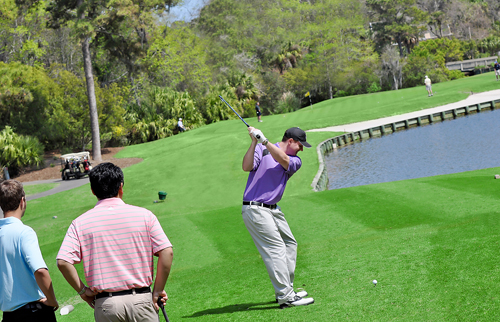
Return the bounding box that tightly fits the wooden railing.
[445,56,498,71]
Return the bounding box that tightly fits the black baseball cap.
[284,127,311,148]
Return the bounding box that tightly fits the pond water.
[324,108,500,190]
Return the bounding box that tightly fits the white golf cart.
[60,152,92,180]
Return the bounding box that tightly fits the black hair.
[89,162,124,200]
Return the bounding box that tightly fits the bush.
[274,92,300,114]
[367,82,381,93]
[200,83,240,123]
[0,126,44,175]
[241,99,257,118]
[334,90,349,98]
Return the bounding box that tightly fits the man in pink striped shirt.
[56,162,173,322]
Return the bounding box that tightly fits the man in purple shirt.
[242,126,315,309]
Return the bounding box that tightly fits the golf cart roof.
[60,152,90,160]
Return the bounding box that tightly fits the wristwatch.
[262,139,269,146]
[78,286,87,295]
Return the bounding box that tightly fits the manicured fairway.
[2,73,500,321]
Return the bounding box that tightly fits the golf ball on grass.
[372,280,377,285]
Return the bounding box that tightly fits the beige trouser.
[94,292,158,322]
[242,204,298,304]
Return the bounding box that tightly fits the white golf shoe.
[279,295,314,309]
[296,290,308,298]
[276,290,308,303]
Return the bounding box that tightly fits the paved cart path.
[0,178,89,218]
[23,178,90,201]
[307,89,500,133]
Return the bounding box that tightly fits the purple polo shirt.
[243,143,301,205]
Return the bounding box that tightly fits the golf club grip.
[157,298,170,322]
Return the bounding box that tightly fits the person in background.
[424,75,433,97]
[178,118,186,132]
[494,61,500,81]
[255,102,262,122]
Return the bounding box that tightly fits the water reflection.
[325,109,500,190]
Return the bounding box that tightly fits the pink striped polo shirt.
[56,198,172,292]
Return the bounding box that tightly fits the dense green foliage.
[0,126,44,175]
[1,0,500,153]
[0,62,127,150]
[403,38,466,87]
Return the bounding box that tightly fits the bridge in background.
[446,56,498,72]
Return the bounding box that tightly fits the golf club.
[218,95,261,139]
[157,297,170,322]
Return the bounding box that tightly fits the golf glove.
[251,130,267,144]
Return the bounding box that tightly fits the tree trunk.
[397,35,404,57]
[326,64,333,99]
[130,76,141,107]
[82,37,102,161]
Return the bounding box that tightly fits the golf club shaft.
[218,96,261,139]
[158,298,170,322]
[218,95,250,127]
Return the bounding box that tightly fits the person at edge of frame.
[0,180,59,322]
[494,61,500,81]
[56,162,174,322]
[241,126,315,309]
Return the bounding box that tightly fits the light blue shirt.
[0,217,48,312]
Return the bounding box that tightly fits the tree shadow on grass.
[183,301,279,317]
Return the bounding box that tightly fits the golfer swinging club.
[241,126,315,308]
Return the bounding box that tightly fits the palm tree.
[227,73,259,101]
[274,42,303,74]
[0,126,44,176]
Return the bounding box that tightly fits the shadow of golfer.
[183,301,278,317]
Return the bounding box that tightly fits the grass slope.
[2,73,500,321]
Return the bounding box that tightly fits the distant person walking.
[56,162,173,322]
[255,102,262,122]
[494,61,500,81]
[178,117,186,132]
[0,180,59,322]
[425,75,433,97]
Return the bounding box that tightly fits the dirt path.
[0,148,142,218]
[14,147,142,182]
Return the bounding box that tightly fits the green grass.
[2,72,500,321]
[23,183,58,196]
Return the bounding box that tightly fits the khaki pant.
[94,292,158,322]
[242,205,297,304]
